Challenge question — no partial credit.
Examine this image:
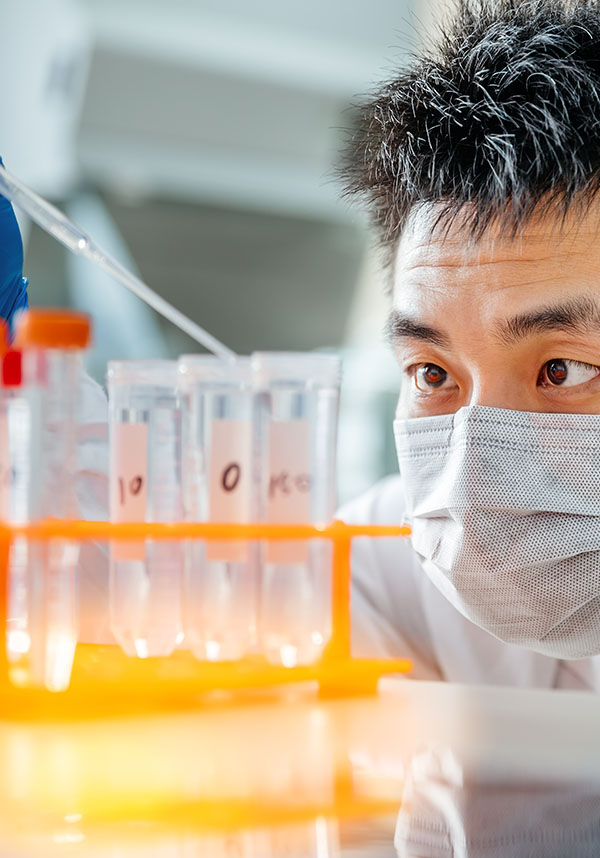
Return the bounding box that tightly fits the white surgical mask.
[394,405,600,659]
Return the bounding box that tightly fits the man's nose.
[468,378,532,411]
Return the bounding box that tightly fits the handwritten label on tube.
[207,420,251,562]
[267,420,311,564]
[110,422,148,561]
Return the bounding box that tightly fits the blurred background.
[1,0,442,505]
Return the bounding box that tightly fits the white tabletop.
[0,679,598,856]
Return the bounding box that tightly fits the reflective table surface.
[2,679,600,857]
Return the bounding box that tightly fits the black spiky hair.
[341,0,600,254]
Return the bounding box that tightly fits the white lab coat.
[340,476,600,692]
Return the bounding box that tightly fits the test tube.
[107,360,183,658]
[252,352,341,667]
[2,346,41,681]
[179,355,257,661]
[8,310,91,692]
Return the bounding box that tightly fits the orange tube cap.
[14,309,91,350]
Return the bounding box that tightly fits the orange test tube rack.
[0,520,412,718]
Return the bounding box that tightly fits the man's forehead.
[394,203,600,275]
[389,203,600,343]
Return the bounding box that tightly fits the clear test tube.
[9,310,91,692]
[107,360,183,658]
[252,352,341,667]
[179,355,257,661]
[2,347,42,676]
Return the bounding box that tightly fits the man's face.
[390,205,600,419]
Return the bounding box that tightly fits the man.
[340,0,600,689]
[6,0,600,687]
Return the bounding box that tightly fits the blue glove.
[0,157,29,333]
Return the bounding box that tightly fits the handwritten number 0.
[222,463,240,493]
[118,475,144,504]
[130,476,143,495]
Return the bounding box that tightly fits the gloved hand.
[0,157,29,332]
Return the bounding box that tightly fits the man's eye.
[538,359,600,388]
[413,363,451,392]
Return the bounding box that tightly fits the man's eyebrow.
[497,297,600,344]
[385,310,450,348]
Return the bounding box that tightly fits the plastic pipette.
[0,163,237,362]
